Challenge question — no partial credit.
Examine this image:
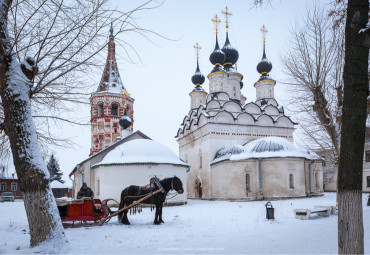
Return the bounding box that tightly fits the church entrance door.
[195,178,202,199]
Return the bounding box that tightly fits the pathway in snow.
[0,193,369,254]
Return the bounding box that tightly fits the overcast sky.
[5,0,333,185]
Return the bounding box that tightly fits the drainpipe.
[76,164,84,185]
[308,160,315,195]
[69,175,74,199]
[258,157,263,196]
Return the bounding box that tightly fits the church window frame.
[289,173,294,189]
[199,152,202,169]
[233,86,236,97]
[96,178,100,196]
[367,176,370,187]
[111,103,119,116]
[98,103,104,117]
[245,173,250,192]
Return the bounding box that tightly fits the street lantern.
[265,201,274,220]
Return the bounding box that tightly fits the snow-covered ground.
[1,193,370,254]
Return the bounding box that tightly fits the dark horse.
[118,176,184,225]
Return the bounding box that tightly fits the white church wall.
[208,73,228,94]
[94,164,187,204]
[260,158,306,198]
[210,158,310,199]
[211,160,258,199]
[223,75,241,100]
[304,161,324,194]
[255,79,275,100]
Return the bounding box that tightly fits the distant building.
[322,127,370,192]
[50,181,71,198]
[176,13,323,200]
[0,173,22,198]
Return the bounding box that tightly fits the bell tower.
[90,24,134,155]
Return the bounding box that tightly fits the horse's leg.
[118,199,125,224]
[123,200,131,225]
[159,203,164,224]
[154,203,160,225]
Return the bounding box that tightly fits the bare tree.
[337,0,368,253]
[0,0,163,248]
[281,6,344,188]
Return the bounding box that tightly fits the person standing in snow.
[77,183,94,199]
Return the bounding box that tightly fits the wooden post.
[94,188,164,226]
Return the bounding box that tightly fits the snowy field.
[1,193,370,254]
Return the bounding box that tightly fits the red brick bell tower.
[90,24,134,155]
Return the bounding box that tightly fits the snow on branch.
[21,56,38,88]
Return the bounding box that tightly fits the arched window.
[112,103,118,116]
[98,103,104,117]
[246,174,250,192]
[199,150,202,169]
[289,174,294,189]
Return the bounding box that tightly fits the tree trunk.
[338,0,368,254]
[0,0,68,248]
[0,57,69,248]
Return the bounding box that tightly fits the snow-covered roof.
[50,181,68,189]
[212,136,320,164]
[93,139,189,168]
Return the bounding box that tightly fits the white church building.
[176,13,323,200]
[69,25,189,205]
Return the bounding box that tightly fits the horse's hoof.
[124,222,130,225]
[161,220,164,223]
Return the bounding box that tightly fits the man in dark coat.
[77,182,94,199]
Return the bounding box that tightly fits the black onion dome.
[119,109,132,130]
[209,35,226,65]
[191,60,205,85]
[256,44,272,74]
[221,32,239,66]
[240,81,244,89]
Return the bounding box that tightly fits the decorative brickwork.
[90,28,134,155]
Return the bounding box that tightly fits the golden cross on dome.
[260,25,268,44]
[211,14,221,35]
[193,42,201,60]
[221,7,232,31]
